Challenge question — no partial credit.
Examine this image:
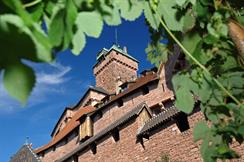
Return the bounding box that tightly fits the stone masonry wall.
[78,111,244,162]
[94,51,138,93]
[39,131,79,162]
[93,81,174,135]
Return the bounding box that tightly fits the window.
[151,107,162,116]
[64,137,68,144]
[142,86,149,95]
[52,146,56,151]
[117,99,123,107]
[90,143,97,154]
[112,128,120,142]
[176,113,190,132]
[73,155,78,162]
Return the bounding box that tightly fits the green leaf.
[158,0,184,31]
[28,2,44,22]
[183,9,195,32]
[182,32,201,55]
[3,62,35,104]
[176,0,187,6]
[2,0,33,26]
[103,5,121,26]
[76,12,103,38]
[0,14,52,62]
[143,1,160,30]
[72,29,86,55]
[198,75,213,103]
[48,7,65,47]
[63,0,78,49]
[193,121,209,141]
[146,42,169,66]
[175,86,195,113]
[116,0,143,21]
[194,0,208,18]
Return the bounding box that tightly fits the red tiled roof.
[34,106,95,154]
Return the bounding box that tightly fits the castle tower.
[93,45,138,94]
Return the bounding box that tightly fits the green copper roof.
[96,44,138,63]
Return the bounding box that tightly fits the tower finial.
[25,136,29,145]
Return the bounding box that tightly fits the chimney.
[116,76,123,94]
[123,46,127,53]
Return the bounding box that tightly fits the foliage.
[0,0,243,161]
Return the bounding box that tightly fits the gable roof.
[35,106,95,154]
[50,87,108,137]
[56,102,151,162]
[10,144,40,162]
[72,86,109,110]
[50,107,72,137]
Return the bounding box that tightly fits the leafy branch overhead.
[0,0,244,161]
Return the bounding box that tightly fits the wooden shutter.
[79,116,93,141]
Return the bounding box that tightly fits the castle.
[10,45,244,162]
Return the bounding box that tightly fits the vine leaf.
[193,121,209,141]
[116,0,143,21]
[62,0,78,49]
[158,0,184,31]
[182,32,201,55]
[48,7,65,47]
[144,1,160,30]
[102,4,121,26]
[76,12,103,38]
[183,9,196,32]
[172,73,198,113]
[72,29,86,55]
[3,62,35,104]
[146,42,169,66]
[175,86,195,113]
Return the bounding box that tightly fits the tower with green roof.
[93,44,138,94]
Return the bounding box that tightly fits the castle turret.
[93,45,138,94]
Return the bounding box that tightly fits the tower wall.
[93,50,138,94]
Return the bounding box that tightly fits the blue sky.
[0,16,154,162]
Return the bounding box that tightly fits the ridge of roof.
[50,87,108,137]
[56,102,150,162]
[71,86,109,110]
[35,106,95,154]
[50,107,73,137]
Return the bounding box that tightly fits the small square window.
[118,99,123,107]
[142,86,149,95]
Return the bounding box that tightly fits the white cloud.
[37,62,71,85]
